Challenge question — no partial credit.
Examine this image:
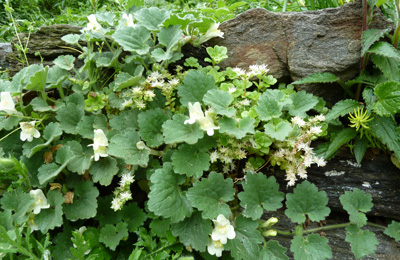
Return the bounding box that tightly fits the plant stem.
[283,0,288,12]
[0,127,20,142]
[273,221,387,236]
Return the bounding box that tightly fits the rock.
[208,0,394,103]
[0,43,12,72]
[5,24,82,76]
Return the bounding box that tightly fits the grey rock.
[208,0,394,103]
[0,42,12,71]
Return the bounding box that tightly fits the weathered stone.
[0,43,12,71]
[208,0,394,103]
[6,24,82,76]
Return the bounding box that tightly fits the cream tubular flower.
[29,189,50,214]
[88,129,108,161]
[198,111,219,136]
[20,121,41,142]
[184,102,205,125]
[0,92,22,115]
[211,214,236,244]
[194,23,224,46]
[86,14,102,32]
[122,13,136,28]
[207,239,224,257]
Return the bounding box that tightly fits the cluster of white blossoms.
[184,102,219,136]
[88,129,108,161]
[271,115,327,186]
[27,189,51,232]
[232,64,269,79]
[111,172,135,211]
[207,214,236,257]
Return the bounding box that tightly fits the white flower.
[144,90,156,99]
[248,64,269,77]
[232,67,246,77]
[210,151,219,163]
[119,191,132,200]
[313,156,327,167]
[207,239,224,257]
[184,102,205,125]
[132,87,143,95]
[168,78,180,86]
[193,23,224,46]
[120,173,135,186]
[111,197,122,211]
[86,14,102,33]
[122,98,133,108]
[135,100,146,109]
[122,13,136,28]
[0,92,22,115]
[308,126,322,135]
[211,214,236,244]
[198,111,219,136]
[27,215,39,232]
[88,129,108,161]
[292,116,306,127]
[29,189,50,214]
[228,86,236,94]
[240,99,251,106]
[19,121,40,142]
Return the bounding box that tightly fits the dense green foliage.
[0,0,399,259]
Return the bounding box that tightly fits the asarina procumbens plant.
[0,5,399,260]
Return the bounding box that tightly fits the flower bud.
[262,229,277,237]
[260,217,278,228]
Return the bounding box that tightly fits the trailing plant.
[0,3,399,260]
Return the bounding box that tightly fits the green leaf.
[38,146,74,185]
[148,163,192,223]
[135,7,171,31]
[61,34,81,44]
[370,115,400,160]
[162,114,204,144]
[325,99,362,121]
[138,108,170,148]
[120,202,147,232]
[24,66,49,91]
[287,91,319,117]
[225,215,264,260]
[291,72,339,85]
[285,181,330,224]
[46,66,70,89]
[99,222,129,250]
[186,172,235,219]
[206,45,228,64]
[259,240,288,260]
[264,120,293,141]
[66,141,92,175]
[114,71,142,91]
[371,53,400,82]
[112,26,150,55]
[238,173,284,220]
[0,189,34,225]
[367,41,400,60]
[384,221,400,241]
[178,70,216,106]
[172,144,210,178]
[35,190,64,233]
[30,97,64,112]
[158,25,182,51]
[24,122,63,158]
[56,95,85,134]
[373,81,400,115]
[354,136,368,164]
[315,128,357,159]
[339,188,372,227]
[361,28,391,56]
[108,129,149,166]
[12,64,42,92]
[290,234,332,260]
[109,109,139,130]
[90,157,119,186]
[203,89,236,117]
[53,55,75,70]
[64,180,99,221]
[0,114,21,131]
[219,117,255,139]
[345,224,378,259]
[171,211,213,252]
[255,93,282,121]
